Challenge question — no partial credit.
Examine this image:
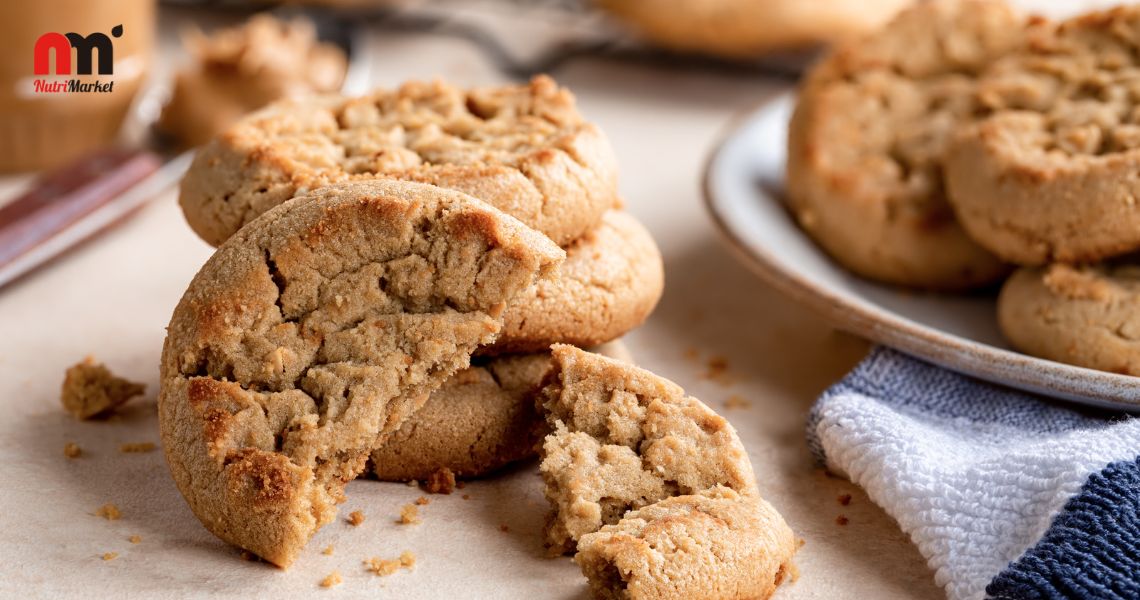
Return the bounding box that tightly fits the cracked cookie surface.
[158,180,562,567]
[575,486,796,600]
[539,345,759,555]
[179,75,618,247]
[947,7,1140,265]
[369,341,632,482]
[999,262,1140,374]
[486,211,663,354]
[786,0,1022,290]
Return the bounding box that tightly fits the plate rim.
[701,91,1140,411]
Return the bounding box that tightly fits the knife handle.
[0,148,163,275]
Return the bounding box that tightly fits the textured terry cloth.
[807,347,1140,600]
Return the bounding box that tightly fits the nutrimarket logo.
[32,24,123,94]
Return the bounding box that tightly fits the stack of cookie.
[165,75,666,552]
[789,0,1140,375]
[176,76,665,483]
[947,6,1140,376]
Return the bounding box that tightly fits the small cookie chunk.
[179,75,618,247]
[539,345,758,554]
[946,7,1140,265]
[369,341,634,482]
[485,211,663,354]
[786,0,1023,290]
[575,486,796,600]
[597,0,910,59]
[61,357,146,419]
[999,263,1140,374]
[158,180,562,567]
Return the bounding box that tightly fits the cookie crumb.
[320,571,342,588]
[61,356,146,420]
[347,510,365,526]
[499,524,510,533]
[102,552,118,561]
[365,551,415,576]
[461,494,471,501]
[703,356,729,381]
[95,503,121,520]
[413,496,429,506]
[64,442,82,458]
[119,442,156,453]
[322,545,334,556]
[405,480,418,487]
[424,467,456,494]
[398,504,421,525]
[128,535,142,544]
[836,515,849,526]
[838,494,852,506]
[724,395,750,410]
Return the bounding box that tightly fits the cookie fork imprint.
[158,180,563,567]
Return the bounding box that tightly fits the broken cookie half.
[158,180,563,567]
[539,345,795,599]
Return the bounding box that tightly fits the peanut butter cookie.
[539,345,760,554]
[158,180,562,567]
[369,341,632,482]
[786,0,1023,290]
[999,262,1140,374]
[947,7,1140,265]
[575,486,796,600]
[539,346,795,599]
[179,76,618,247]
[486,211,663,354]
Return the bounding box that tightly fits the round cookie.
[946,7,1140,265]
[158,179,563,567]
[597,0,910,59]
[179,75,618,247]
[486,210,663,354]
[575,486,796,600]
[786,0,1023,290]
[369,341,632,482]
[999,263,1140,375]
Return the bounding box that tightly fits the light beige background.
[0,10,945,599]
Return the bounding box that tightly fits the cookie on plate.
[946,7,1140,265]
[158,180,562,567]
[369,341,633,482]
[179,75,618,247]
[786,0,1024,290]
[486,211,663,355]
[597,0,910,59]
[999,263,1140,375]
[575,486,796,600]
[539,344,760,554]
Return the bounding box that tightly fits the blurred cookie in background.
[157,14,346,148]
[596,0,914,59]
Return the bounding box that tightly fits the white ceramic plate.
[703,93,1140,410]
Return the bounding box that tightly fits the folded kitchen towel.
[807,347,1140,600]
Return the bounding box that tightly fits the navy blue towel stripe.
[986,457,1140,600]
